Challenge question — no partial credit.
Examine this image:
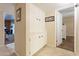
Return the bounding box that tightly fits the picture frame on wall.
[45,16,54,22]
[16,8,21,22]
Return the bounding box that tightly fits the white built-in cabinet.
[29,4,47,55]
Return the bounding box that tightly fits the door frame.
[55,4,76,53]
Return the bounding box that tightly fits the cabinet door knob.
[38,36,41,38]
[38,35,43,38]
[41,35,43,37]
[36,18,41,21]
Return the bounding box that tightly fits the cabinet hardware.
[38,35,43,38]
[36,18,41,21]
[38,36,41,38]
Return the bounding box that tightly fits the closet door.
[30,33,47,55]
[29,4,47,55]
[75,4,79,53]
[30,5,45,33]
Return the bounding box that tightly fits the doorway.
[55,6,74,52]
[4,14,15,51]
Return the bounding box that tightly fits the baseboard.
[47,44,56,48]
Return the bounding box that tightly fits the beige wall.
[45,9,56,47]
[0,12,4,46]
[46,21,55,47]
[15,3,26,56]
[63,16,74,36]
[0,4,15,46]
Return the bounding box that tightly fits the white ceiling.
[34,3,74,17]
[34,3,74,9]
[60,7,74,17]
[0,3,15,20]
[0,3,15,11]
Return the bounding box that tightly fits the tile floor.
[0,45,16,56]
[0,45,76,56]
[34,46,75,56]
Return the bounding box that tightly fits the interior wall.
[15,3,26,56]
[45,9,56,47]
[0,12,4,46]
[0,4,15,46]
[2,4,15,19]
[63,16,74,36]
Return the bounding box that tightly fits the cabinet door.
[29,4,47,55]
[30,33,47,55]
[30,4,45,32]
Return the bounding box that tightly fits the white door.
[75,4,79,53]
[56,11,62,46]
[29,4,47,55]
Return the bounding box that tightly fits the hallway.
[34,45,74,56]
[58,36,74,51]
[0,45,75,56]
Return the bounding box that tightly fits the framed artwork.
[45,16,54,22]
[16,8,21,22]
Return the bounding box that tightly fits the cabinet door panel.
[30,5,45,32]
[30,33,47,55]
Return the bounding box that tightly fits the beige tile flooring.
[0,45,15,56]
[34,45,75,56]
[0,45,76,56]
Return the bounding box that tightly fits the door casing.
[55,4,76,53]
